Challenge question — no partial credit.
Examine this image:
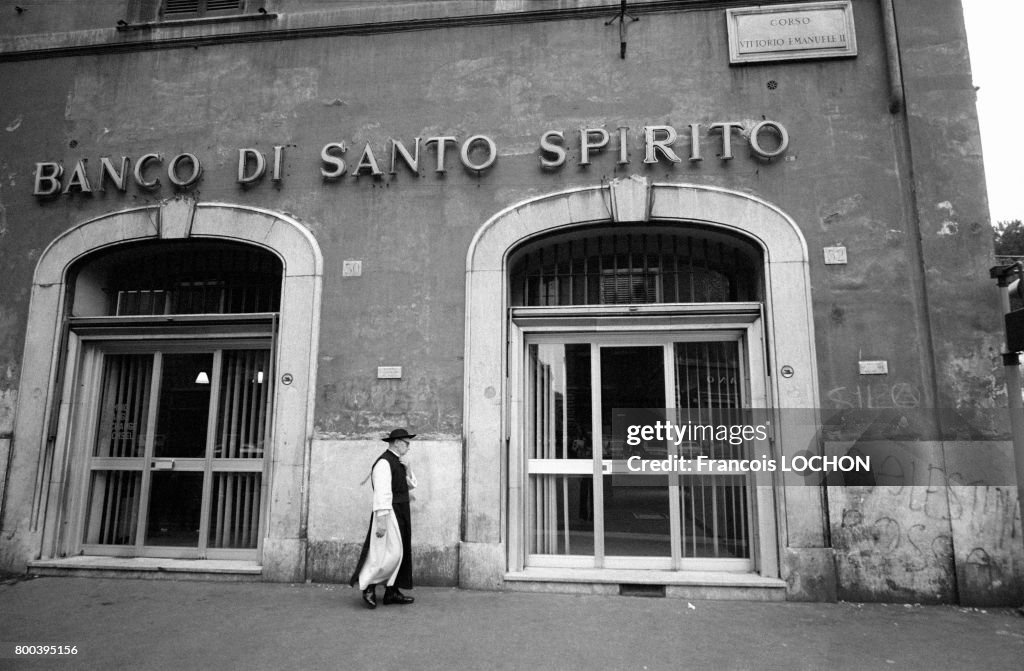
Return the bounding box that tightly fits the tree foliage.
[993,220,1024,256]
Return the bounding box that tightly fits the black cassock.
[349,449,413,590]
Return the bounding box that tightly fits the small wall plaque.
[727,1,857,64]
[377,366,402,379]
[342,260,362,277]
[823,246,848,265]
[858,360,888,375]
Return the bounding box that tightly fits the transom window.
[69,241,281,317]
[509,225,762,307]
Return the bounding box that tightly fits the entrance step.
[503,568,786,601]
[27,557,262,582]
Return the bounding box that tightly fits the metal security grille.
[209,348,270,549]
[675,341,749,559]
[85,470,142,545]
[108,243,281,316]
[94,354,152,459]
[214,349,271,460]
[84,354,153,545]
[509,228,760,307]
[208,473,261,548]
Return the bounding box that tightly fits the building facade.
[0,0,1020,604]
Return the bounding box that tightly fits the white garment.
[369,455,418,512]
[357,511,402,590]
[356,453,418,590]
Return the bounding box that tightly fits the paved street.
[1,576,1022,670]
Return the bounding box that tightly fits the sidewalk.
[1,576,1022,670]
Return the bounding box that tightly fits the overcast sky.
[962,0,1023,224]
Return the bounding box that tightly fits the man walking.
[349,428,418,608]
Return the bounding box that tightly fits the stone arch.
[458,177,820,587]
[6,200,322,580]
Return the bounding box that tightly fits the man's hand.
[374,510,389,537]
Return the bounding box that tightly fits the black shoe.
[382,587,414,605]
[361,586,377,609]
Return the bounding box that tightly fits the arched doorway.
[67,240,281,558]
[462,178,820,588]
[8,201,321,579]
[508,223,766,571]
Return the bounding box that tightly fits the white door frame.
[509,308,774,574]
[67,335,273,560]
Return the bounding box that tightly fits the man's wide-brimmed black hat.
[382,428,416,442]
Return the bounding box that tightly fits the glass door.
[526,343,595,563]
[599,346,671,566]
[80,346,270,559]
[524,332,759,572]
[145,352,212,549]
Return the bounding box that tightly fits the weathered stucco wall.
[4,1,980,436]
[0,0,1015,602]
[306,439,461,585]
[818,0,1017,605]
[895,0,1000,414]
[830,483,1023,606]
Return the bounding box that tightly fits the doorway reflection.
[601,346,671,558]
